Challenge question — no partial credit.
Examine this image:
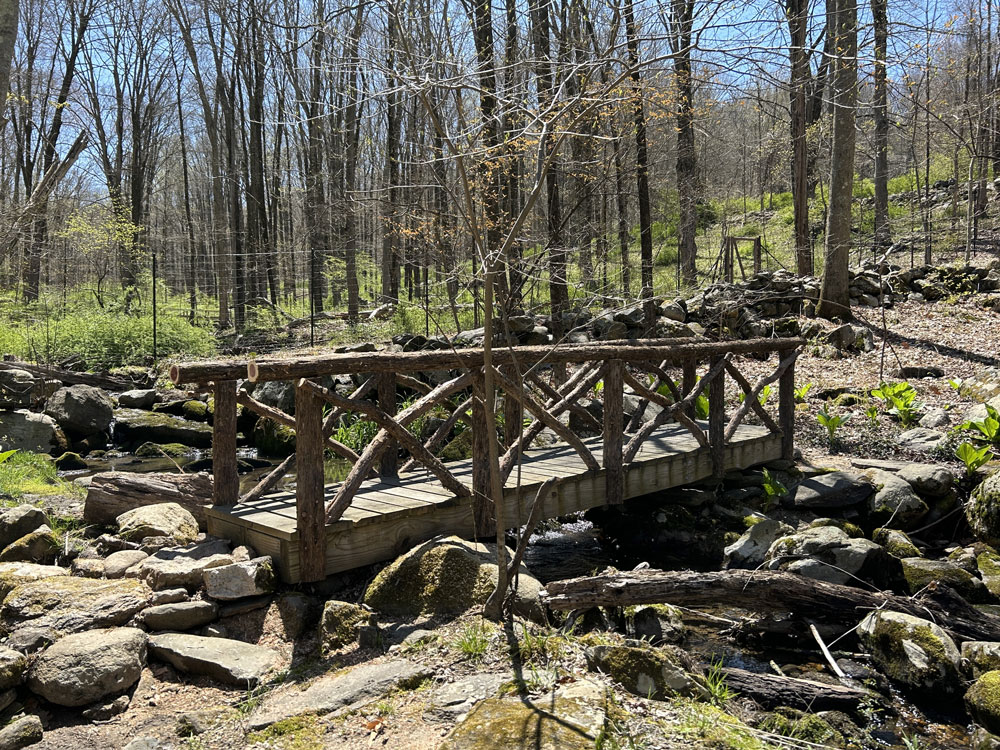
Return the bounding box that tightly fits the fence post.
[295,379,326,582]
[779,354,796,461]
[378,371,397,478]
[604,359,624,506]
[708,357,726,479]
[753,237,762,275]
[682,361,696,418]
[212,380,238,507]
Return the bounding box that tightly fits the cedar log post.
[603,359,624,506]
[502,364,522,449]
[378,371,397,478]
[295,380,326,582]
[212,380,239,507]
[779,352,797,461]
[681,361,696,419]
[708,356,726,479]
[471,368,495,538]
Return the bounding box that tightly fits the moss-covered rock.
[252,418,296,458]
[0,526,55,564]
[968,671,1000,734]
[900,557,990,602]
[363,536,542,621]
[857,610,962,694]
[873,528,921,558]
[113,408,212,449]
[1,576,150,636]
[622,604,686,645]
[969,470,1000,547]
[0,647,27,690]
[116,503,199,544]
[865,469,929,530]
[766,525,901,588]
[319,600,376,651]
[981,551,1000,598]
[181,400,210,422]
[0,561,69,599]
[964,642,1000,679]
[439,429,473,461]
[135,442,192,459]
[439,680,606,750]
[585,643,702,700]
[53,451,87,470]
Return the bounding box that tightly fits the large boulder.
[786,471,874,510]
[963,642,1000,679]
[1,576,150,644]
[0,562,69,599]
[116,503,199,545]
[202,557,276,600]
[0,410,63,453]
[865,469,928,529]
[585,644,702,700]
[896,464,954,499]
[857,610,962,695]
[0,715,43,749]
[44,385,113,437]
[130,539,234,590]
[364,536,542,621]
[0,369,48,409]
[140,600,218,631]
[900,557,990,602]
[112,409,212,450]
[968,470,1000,547]
[27,627,147,707]
[766,525,900,588]
[723,519,793,569]
[117,389,158,410]
[967,671,1000,735]
[148,633,280,687]
[0,506,47,550]
[0,526,55,563]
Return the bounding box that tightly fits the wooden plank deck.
[206,422,782,583]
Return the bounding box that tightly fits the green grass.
[454,619,493,660]
[0,451,84,500]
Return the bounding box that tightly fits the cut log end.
[247,361,259,382]
[168,364,180,384]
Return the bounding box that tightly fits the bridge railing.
[171,336,803,581]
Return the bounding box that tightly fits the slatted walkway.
[206,421,781,583]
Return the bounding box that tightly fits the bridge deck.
[206,422,781,583]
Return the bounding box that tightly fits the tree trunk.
[672,0,698,288]
[816,0,856,320]
[871,0,890,248]
[786,0,812,274]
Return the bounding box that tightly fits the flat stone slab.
[426,674,506,720]
[787,471,874,509]
[249,659,432,730]
[148,633,280,687]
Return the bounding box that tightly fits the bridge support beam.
[603,359,624,506]
[212,380,238,508]
[296,381,326,582]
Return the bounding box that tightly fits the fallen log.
[720,667,868,712]
[0,361,135,391]
[83,471,214,528]
[540,568,1000,644]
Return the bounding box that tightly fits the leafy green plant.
[816,407,850,443]
[864,405,880,427]
[961,404,1000,445]
[333,416,379,452]
[760,469,787,511]
[738,384,771,406]
[871,382,922,427]
[956,441,994,477]
[793,383,813,403]
[0,449,16,465]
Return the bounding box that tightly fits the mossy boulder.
[900,557,990,602]
[981,551,1000,597]
[53,451,87,470]
[363,536,542,621]
[622,604,686,645]
[319,600,377,651]
[873,528,921,558]
[439,680,606,750]
[969,470,1000,547]
[723,519,792,570]
[857,610,962,695]
[113,408,212,449]
[440,430,473,461]
[0,526,55,564]
[865,469,929,530]
[252,418,296,458]
[135,442,192,459]
[181,400,210,422]
[585,643,702,700]
[963,642,1000,679]
[116,503,199,545]
[766,525,901,588]
[967,671,1000,734]
[0,647,27,690]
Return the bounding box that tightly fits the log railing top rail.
[168,336,805,385]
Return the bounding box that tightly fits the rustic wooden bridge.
[170,337,802,583]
